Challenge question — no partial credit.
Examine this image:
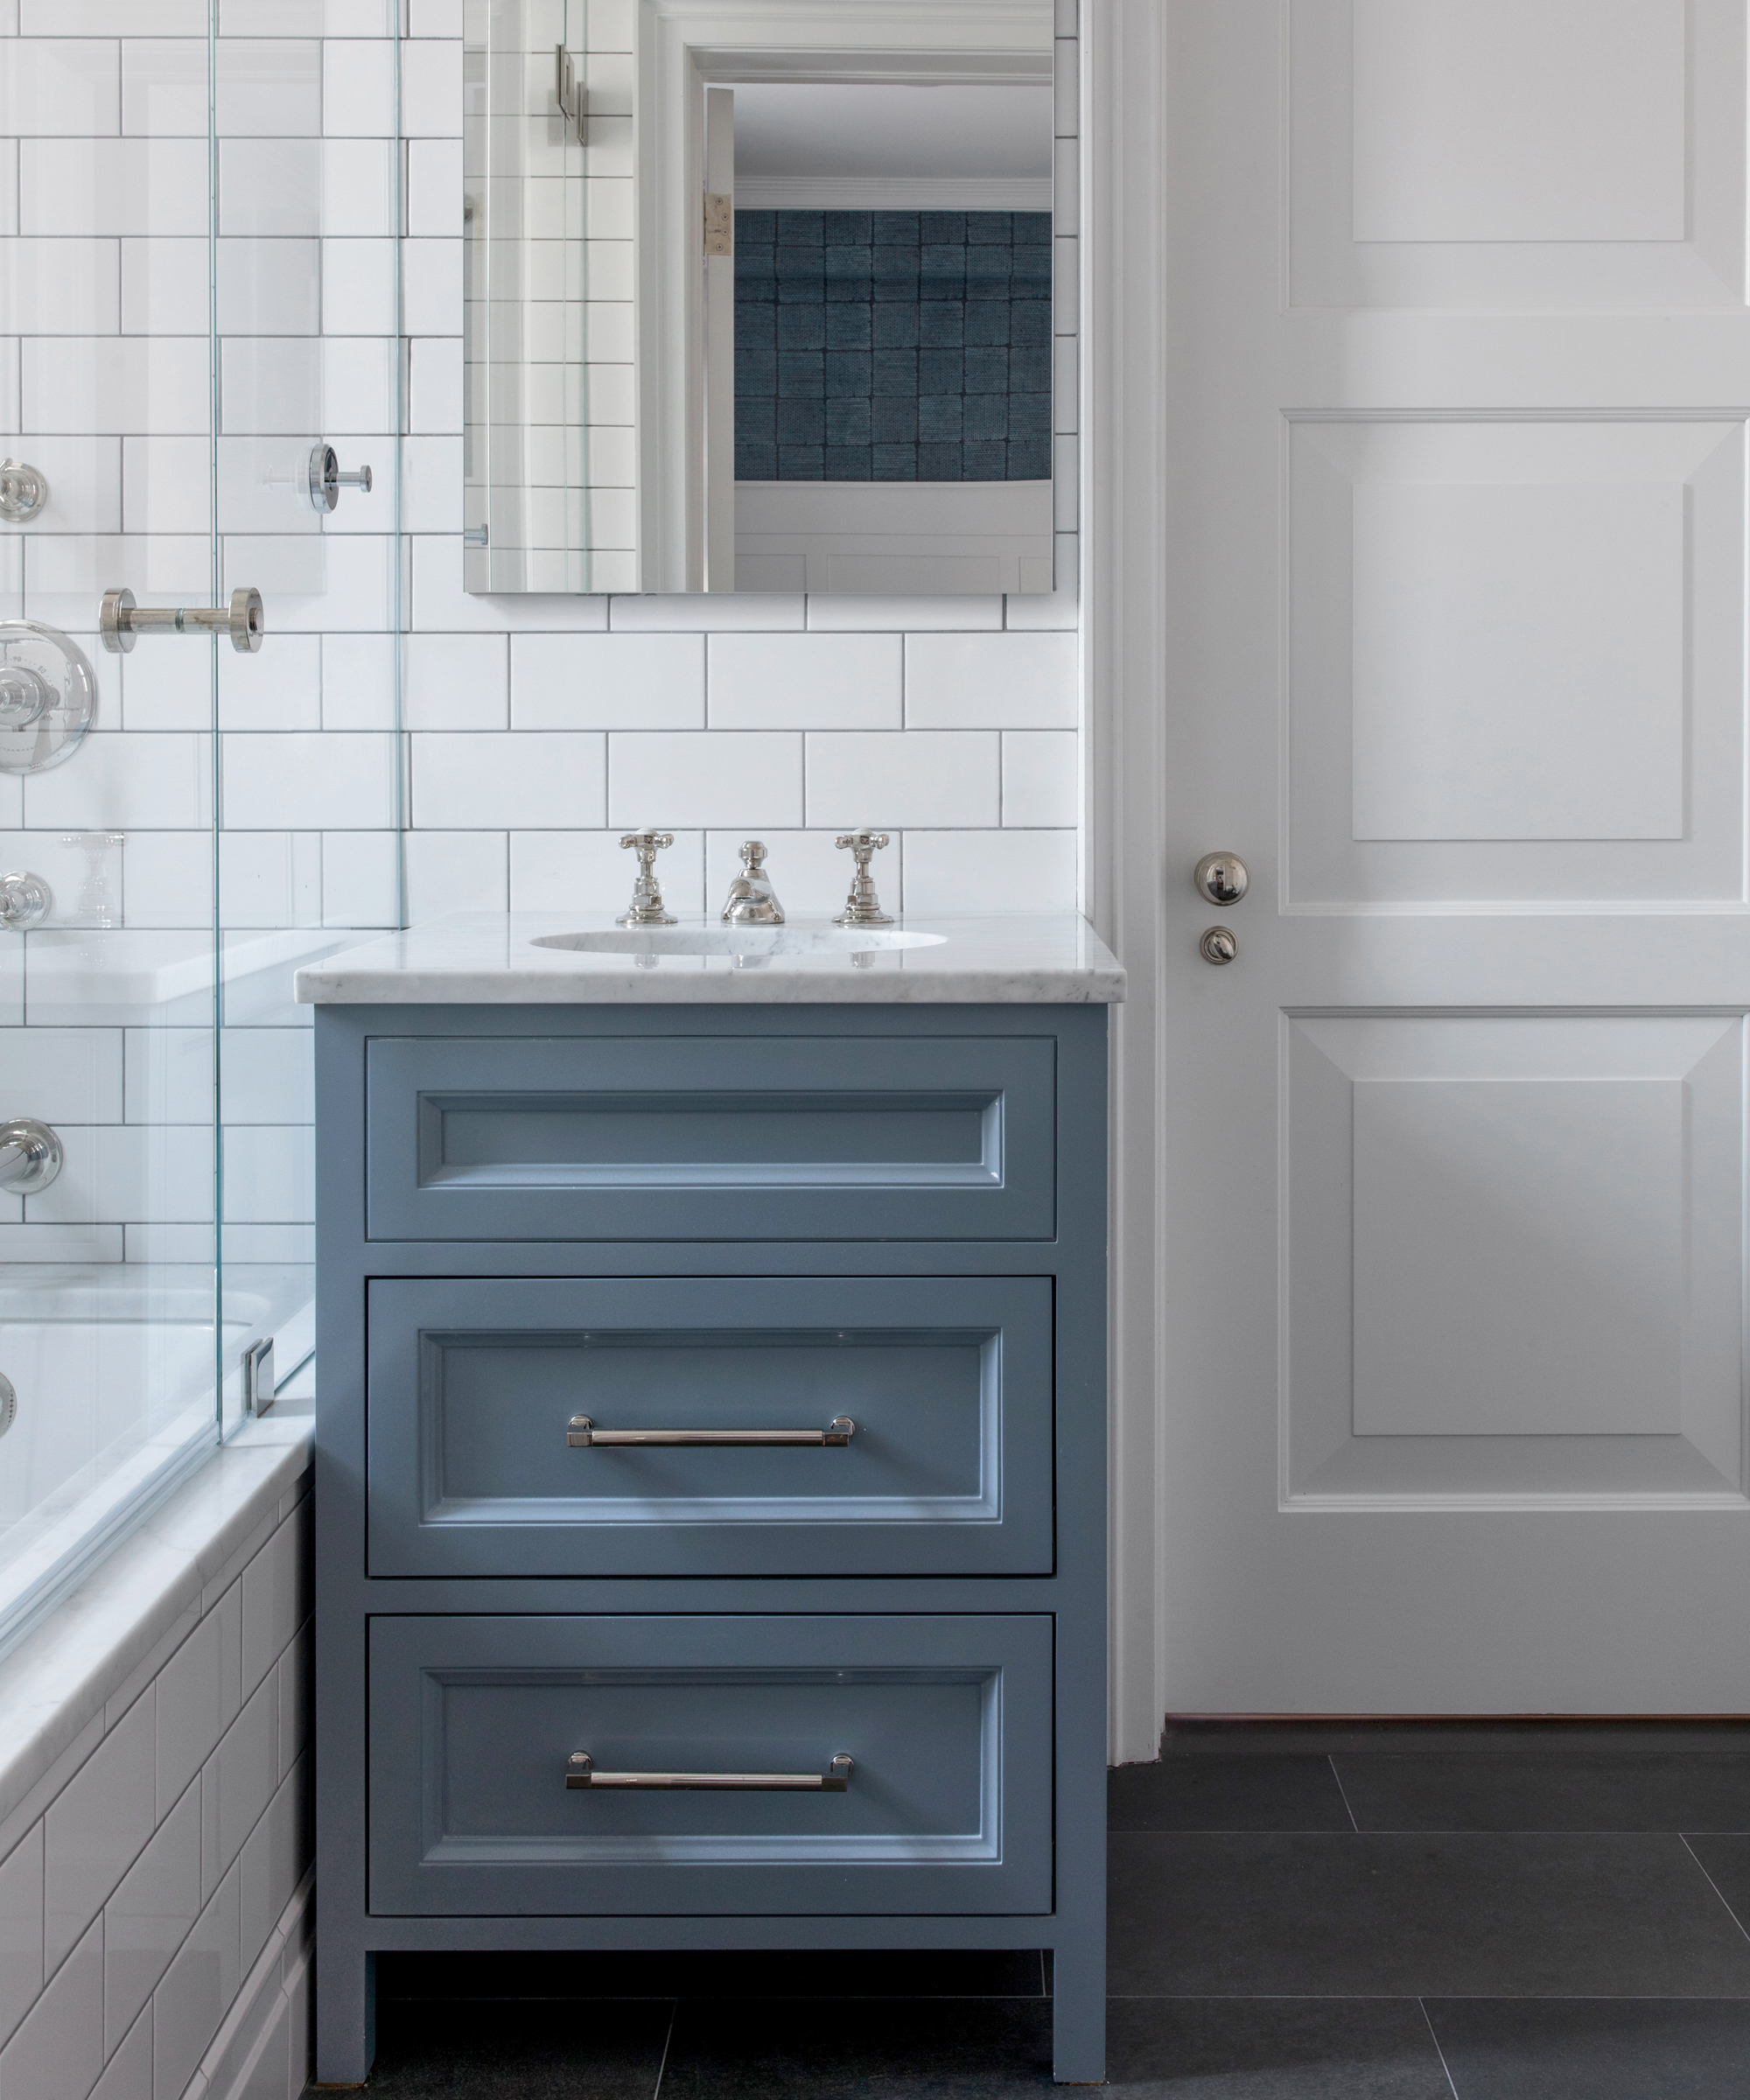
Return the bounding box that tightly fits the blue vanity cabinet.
[314,1002,1108,2085]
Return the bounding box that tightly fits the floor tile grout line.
[1326,1753,1361,1831]
[1417,1998,1463,2100]
[1681,1832,1750,1949]
[650,1999,677,2099]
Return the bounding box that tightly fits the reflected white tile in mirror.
[462,0,1057,595]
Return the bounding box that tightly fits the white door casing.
[1088,0,1750,1741]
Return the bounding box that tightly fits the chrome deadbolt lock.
[1194,851,1250,906]
[1200,926,1238,965]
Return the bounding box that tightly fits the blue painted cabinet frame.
[315,1003,1108,2084]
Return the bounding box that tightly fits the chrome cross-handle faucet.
[721,840,784,926]
[617,829,677,927]
[834,829,892,927]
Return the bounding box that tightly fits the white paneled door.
[1158,0,1750,1711]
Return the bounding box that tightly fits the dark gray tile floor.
[355,1722,1750,2097]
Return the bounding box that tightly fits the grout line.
[650,1999,676,2098]
[1681,1832,1750,1946]
[1418,1999,1462,2100]
[1326,1754,1360,1832]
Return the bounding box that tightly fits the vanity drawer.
[367,1613,1053,1917]
[366,1276,1054,1578]
[363,1033,1055,1242]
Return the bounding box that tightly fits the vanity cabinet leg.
[315,1943,374,2086]
[1050,1929,1107,2083]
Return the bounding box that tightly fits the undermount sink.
[531,925,948,958]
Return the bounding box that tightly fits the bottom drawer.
[368,1614,1053,1916]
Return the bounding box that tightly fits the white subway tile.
[88,2004,150,2100]
[240,1758,306,1981]
[409,336,461,434]
[402,237,461,335]
[26,536,208,623]
[905,632,1077,727]
[901,827,1077,914]
[401,433,462,534]
[1054,0,1078,32]
[410,0,464,33]
[403,828,505,920]
[0,1028,122,1123]
[1053,431,1077,531]
[24,338,210,435]
[25,733,211,832]
[24,0,205,25]
[1004,532,1078,630]
[413,730,605,829]
[0,1826,43,2048]
[411,534,608,634]
[405,136,459,237]
[222,1124,312,1226]
[276,1628,309,1782]
[217,631,319,731]
[0,41,118,137]
[115,831,213,930]
[122,646,208,732]
[122,433,211,536]
[218,139,319,238]
[1054,36,1079,136]
[217,433,326,535]
[120,240,208,353]
[220,339,318,436]
[803,595,1003,634]
[404,632,505,729]
[151,1858,240,2100]
[218,238,321,337]
[320,136,392,237]
[511,828,704,919]
[607,592,804,634]
[104,1786,198,2054]
[703,830,860,921]
[1053,332,1076,434]
[217,832,321,928]
[0,239,119,334]
[321,237,395,336]
[221,732,396,830]
[23,140,206,237]
[215,40,320,138]
[0,1914,102,2100]
[321,831,397,927]
[45,1692,157,1975]
[222,531,393,632]
[320,633,394,729]
[221,0,395,29]
[512,633,704,730]
[220,1029,312,1126]
[588,0,634,51]
[319,336,394,433]
[804,731,998,830]
[26,1121,214,1226]
[1053,134,1079,234]
[608,732,802,830]
[707,633,900,731]
[122,38,206,136]
[125,1028,212,1128]
[5,435,120,533]
[322,37,394,137]
[401,39,463,137]
[209,1674,276,1887]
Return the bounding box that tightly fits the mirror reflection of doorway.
[709,81,1055,593]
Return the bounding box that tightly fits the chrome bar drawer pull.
[567,1752,853,1792]
[567,1414,854,1448]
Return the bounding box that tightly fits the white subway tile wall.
[0,1491,312,2100]
[3,4,1080,1294]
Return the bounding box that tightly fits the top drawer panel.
[365,1034,1056,1242]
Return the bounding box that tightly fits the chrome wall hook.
[308,444,373,513]
[101,587,264,654]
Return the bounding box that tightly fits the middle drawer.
[366,1276,1054,1577]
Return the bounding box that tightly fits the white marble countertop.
[294,912,1125,1005]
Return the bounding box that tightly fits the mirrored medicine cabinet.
[463,0,1060,595]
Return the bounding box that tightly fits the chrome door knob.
[1194,851,1250,906]
[1200,926,1238,965]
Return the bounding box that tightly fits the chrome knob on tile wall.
[0,460,49,523]
[1194,852,1250,906]
[0,1117,63,1194]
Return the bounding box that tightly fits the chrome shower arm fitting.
[617,829,678,927]
[101,587,264,655]
[833,829,892,927]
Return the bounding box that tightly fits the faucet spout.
[720,840,784,925]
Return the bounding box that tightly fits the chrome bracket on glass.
[834,828,893,927]
[308,444,373,513]
[568,1414,855,1447]
[0,872,51,930]
[567,1751,854,1792]
[0,1118,63,1195]
[0,460,49,523]
[0,622,98,775]
[616,828,677,927]
[244,1337,276,1418]
[0,1373,15,1440]
[101,587,264,655]
[554,44,587,144]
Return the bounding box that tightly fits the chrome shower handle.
[0,1117,62,1194]
[101,588,263,655]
